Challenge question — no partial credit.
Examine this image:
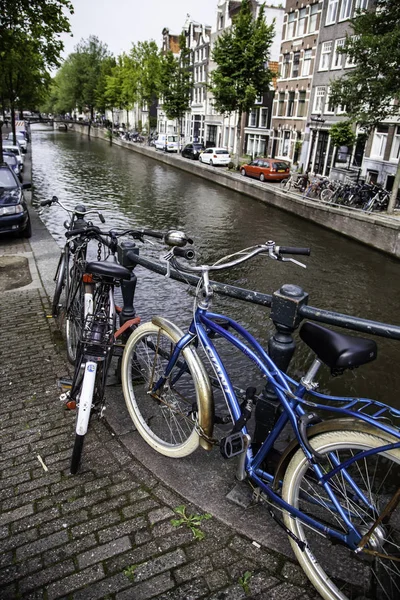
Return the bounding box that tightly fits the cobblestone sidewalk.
[0,235,319,599]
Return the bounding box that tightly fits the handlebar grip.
[173,246,196,260]
[141,229,164,239]
[65,225,100,238]
[279,246,311,256]
[40,200,52,207]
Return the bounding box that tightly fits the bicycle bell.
[164,230,193,247]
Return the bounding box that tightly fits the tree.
[159,33,192,143]
[0,0,73,159]
[74,37,111,119]
[330,0,400,212]
[210,0,275,163]
[125,41,162,132]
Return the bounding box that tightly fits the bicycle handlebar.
[170,242,310,275]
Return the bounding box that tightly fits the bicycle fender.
[152,316,214,450]
[272,417,399,490]
[76,361,97,436]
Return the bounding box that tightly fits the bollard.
[117,241,139,326]
[253,284,308,447]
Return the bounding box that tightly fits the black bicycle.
[41,197,106,364]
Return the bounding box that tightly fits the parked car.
[155,134,179,152]
[240,158,290,182]
[199,147,230,166]
[6,131,28,152]
[181,142,205,160]
[2,143,25,171]
[2,151,22,180]
[0,164,32,237]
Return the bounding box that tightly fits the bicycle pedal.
[220,432,247,459]
[58,378,73,392]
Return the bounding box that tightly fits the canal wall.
[69,123,400,259]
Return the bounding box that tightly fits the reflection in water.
[31,127,400,408]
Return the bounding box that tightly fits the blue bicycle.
[121,239,400,600]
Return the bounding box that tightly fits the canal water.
[31,127,400,410]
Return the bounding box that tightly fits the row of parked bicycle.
[281,171,396,212]
[40,195,400,600]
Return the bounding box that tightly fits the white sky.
[60,0,218,59]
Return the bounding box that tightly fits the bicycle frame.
[154,305,400,549]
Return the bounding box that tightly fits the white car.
[3,143,25,171]
[199,147,230,166]
[6,131,27,153]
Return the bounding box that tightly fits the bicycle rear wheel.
[122,321,208,458]
[282,430,400,600]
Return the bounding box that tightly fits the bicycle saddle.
[85,260,131,281]
[299,321,377,370]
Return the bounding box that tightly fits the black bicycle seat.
[85,260,131,281]
[299,321,377,370]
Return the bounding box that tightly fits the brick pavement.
[0,259,321,600]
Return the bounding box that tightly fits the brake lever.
[281,257,307,269]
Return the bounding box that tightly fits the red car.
[241,158,290,182]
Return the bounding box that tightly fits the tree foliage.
[210,0,274,159]
[44,36,111,118]
[330,0,400,212]
[160,33,191,124]
[329,122,356,148]
[0,0,73,70]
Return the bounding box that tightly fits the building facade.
[303,0,370,176]
[270,1,323,164]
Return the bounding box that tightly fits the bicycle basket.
[81,314,114,357]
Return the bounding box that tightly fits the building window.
[297,8,307,36]
[282,53,290,78]
[326,0,339,25]
[278,92,285,116]
[371,125,389,158]
[355,0,368,10]
[313,86,326,113]
[345,37,358,68]
[339,0,352,20]
[309,3,319,33]
[249,109,257,127]
[302,49,312,76]
[297,91,306,117]
[391,126,400,161]
[218,14,224,30]
[319,41,332,71]
[260,108,269,128]
[255,94,263,104]
[282,131,291,157]
[324,87,335,114]
[287,12,296,39]
[332,38,345,69]
[287,92,295,117]
[292,51,300,77]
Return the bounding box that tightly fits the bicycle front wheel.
[282,430,400,600]
[320,189,334,203]
[52,249,68,317]
[122,321,208,458]
[65,268,84,364]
